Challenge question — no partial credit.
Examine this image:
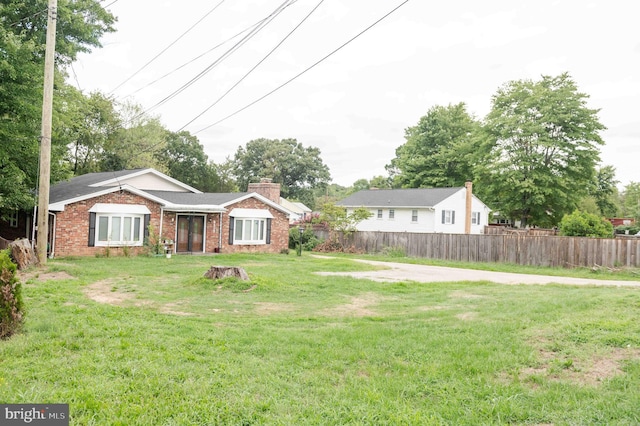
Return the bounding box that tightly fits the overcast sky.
[71,0,640,188]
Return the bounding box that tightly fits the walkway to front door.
[176,215,204,253]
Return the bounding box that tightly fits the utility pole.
[36,0,58,265]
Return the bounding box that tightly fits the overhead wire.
[128,0,296,123]
[178,0,325,131]
[108,0,226,95]
[193,0,410,134]
[120,16,268,100]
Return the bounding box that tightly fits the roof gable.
[90,169,201,193]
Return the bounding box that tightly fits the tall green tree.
[478,73,605,227]
[620,182,640,221]
[0,1,115,211]
[591,165,619,217]
[62,91,122,175]
[101,103,167,172]
[232,138,331,208]
[387,103,481,188]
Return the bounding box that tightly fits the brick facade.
[221,198,289,254]
[53,191,162,257]
[50,190,288,257]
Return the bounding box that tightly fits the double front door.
[176,215,204,253]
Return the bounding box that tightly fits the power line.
[6,8,49,28]
[114,1,298,161]
[194,0,410,135]
[178,0,325,131]
[129,0,296,122]
[121,17,266,100]
[108,0,226,94]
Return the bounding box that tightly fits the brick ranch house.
[3,169,293,257]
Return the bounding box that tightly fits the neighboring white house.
[335,183,491,234]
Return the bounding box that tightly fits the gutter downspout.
[48,212,56,258]
[218,212,223,253]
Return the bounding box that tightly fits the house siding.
[53,191,162,257]
[346,188,491,235]
[349,208,437,233]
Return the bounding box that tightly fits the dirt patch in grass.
[159,303,197,316]
[519,345,640,386]
[19,270,75,283]
[322,293,382,317]
[456,311,477,321]
[84,279,135,306]
[254,302,296,315]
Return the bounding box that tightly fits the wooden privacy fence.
[336,231,640,268]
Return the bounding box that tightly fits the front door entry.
[176,215,205,253]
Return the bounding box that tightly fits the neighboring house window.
[389,209,395,220]
[8,210,18,228]
[471,212,481,225]
[411,210,418,223]
[96,214,144,245]
[377,209,383,219]
[442,210,455,225]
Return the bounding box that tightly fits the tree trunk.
[10,239,39,270]
[203,266,249,281]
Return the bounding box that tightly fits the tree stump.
[204,266,249,281]
[9,239,39,270]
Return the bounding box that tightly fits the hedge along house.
[41,169,291,257]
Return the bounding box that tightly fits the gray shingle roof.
[145,191,250,205]
[49,169,146,204]
[336,187,462,208]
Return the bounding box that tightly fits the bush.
[288,227,321,251]
[559,210,614,238]
[0,249,24,339]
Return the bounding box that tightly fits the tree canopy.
[387,103,481,189]
[0,0,115,212]
[232,138,331,208]
[477,73,606,227]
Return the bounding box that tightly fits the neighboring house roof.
[336,187,463,208]
[279,197,311,215]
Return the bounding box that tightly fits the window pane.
[98,216,109,241]
[111,217,121,241]
[259,220,265,240]
[133,217,141,241]
[235,219,243,240]
[123,217,132,242]
[253,220,260,240]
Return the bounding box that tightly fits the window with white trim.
[233,218,266,244]
[96,214,144,246]
[411,210,418,223]
[389,209,395,220]
[442,210,455,225]
[377,209,383,219]
[8,210,18,228]
[471,211,481,225]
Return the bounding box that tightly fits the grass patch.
[2,253,640,424]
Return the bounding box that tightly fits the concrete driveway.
[315,258,640,287]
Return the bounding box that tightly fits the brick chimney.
[248,178,281,204]
[465,181,472,234]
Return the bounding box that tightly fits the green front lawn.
[2,253,640,425]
